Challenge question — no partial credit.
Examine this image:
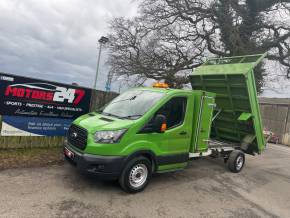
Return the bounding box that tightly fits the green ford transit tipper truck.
[64,54,267,193]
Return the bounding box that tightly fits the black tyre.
[119,156,152,193]
[227,150,245,173]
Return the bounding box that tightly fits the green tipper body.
[66,54,265,174]
[190,54,266,154]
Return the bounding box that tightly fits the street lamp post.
[93,36,109,90]
[105,70,113,92]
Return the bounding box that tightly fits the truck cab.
[64,54,266,193]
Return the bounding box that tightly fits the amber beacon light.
[152,82,169,88]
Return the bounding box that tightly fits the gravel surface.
[1,144,290,218]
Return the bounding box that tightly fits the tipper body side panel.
[190,91,215,153]
[190,54,266,154]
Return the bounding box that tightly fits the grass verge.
[0,147,64,171]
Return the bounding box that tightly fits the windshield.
[100,90,165,119]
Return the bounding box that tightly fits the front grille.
[67,124,88,150]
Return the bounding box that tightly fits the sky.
[0,0,289,97]
[0,0,138,92]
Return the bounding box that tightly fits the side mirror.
[154,114,167,133]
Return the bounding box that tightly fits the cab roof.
[134,87,193,94]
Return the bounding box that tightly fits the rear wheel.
[227,150,245,173]
[119,156,152,193]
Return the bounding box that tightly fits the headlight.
[94,129,127,144]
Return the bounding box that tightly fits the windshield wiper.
[96,109,103,113]
[101,112,122,119]
[109,94,140,105]
[120,114,143,120]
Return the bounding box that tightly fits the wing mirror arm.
[154,114,167,133]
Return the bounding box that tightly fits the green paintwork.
[238,112,252,121]
[190,54,266,154]
[73,88,197,172]
[69,54,266,174]
[157,162,188,172]
[196,54,267,75]
[190,91,216,153]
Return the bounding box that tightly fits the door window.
[156,97,187,129]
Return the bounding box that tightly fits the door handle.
[179,131,187,135]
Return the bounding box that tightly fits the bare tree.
[109,0,290,91]
[108,17,206,88]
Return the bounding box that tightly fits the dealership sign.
[0,73,92,119]
[1,116,72,136]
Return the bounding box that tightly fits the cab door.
[156,96,191,155]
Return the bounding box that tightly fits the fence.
[0,90,118,149]
[259,98,290,145]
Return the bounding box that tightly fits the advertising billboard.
[0,73,92,136]
[0,72,92,119]
[1,116,73,136]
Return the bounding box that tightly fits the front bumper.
[64,144,126,180]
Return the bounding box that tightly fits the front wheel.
[227,150,245,173]
[119,156,152,193]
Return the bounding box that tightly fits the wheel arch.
[123,150,158,173]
